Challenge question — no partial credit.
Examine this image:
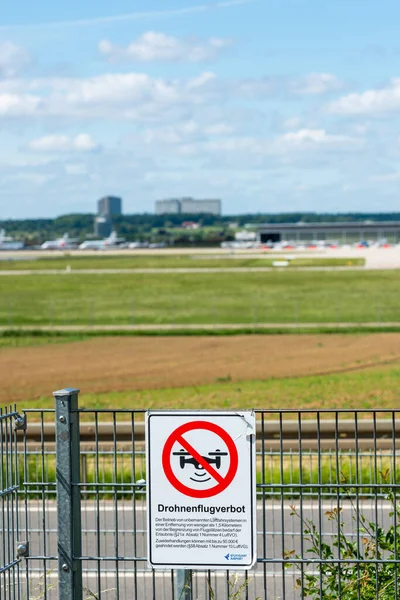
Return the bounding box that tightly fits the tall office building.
[155,197,222,215]
[98,196,122,217]
[155,199,181,215]
[94,216,112,238]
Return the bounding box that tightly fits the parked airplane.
[128,241,149,249]
[0,229,24,250]
[41,233,78,250]
[79,231,125,250]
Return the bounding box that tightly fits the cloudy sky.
[1,0,400,218]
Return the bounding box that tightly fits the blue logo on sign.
[225,553,247,561]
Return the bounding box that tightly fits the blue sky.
[1,0,400,218]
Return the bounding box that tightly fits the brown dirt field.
[1,334,400,403]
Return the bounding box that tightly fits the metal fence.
[3,394,400,599]
[0,406,24,600]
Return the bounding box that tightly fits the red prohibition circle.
[162,420,238,499]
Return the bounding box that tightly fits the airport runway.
[1,247,400,269]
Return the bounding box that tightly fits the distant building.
[257,221,400,244]
[235,230,257,242]
[181,221,200,230]
[155,199,181,215]
[98,196,122,218]
[94,216,112,238]
[181,198,221,215]
[155,197,222,216]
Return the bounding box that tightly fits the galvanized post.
[54,388,83,600]
[176,569,192,600]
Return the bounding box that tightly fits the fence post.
[176,569,192,600]
[54,388,83,600]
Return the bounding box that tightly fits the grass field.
[1,270,399,326]
[0,254,364,270]
[12,332,399,494]
[16,362,400,416]
[0,332,92,348]
[21,448,398,500]
[2,333,400,409]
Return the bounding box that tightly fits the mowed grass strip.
[19,361,400,416]
[0,333,92,348]
[0,270,398,326]
[0,254,364,270]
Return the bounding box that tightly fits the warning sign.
[146,411,256,570]
[162,421,239,498]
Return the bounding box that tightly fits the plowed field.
[1,334,400,403]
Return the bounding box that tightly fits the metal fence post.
[176,569,192,600]
[54,388,83,600]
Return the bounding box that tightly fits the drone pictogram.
[162,421,239,498]
[173,448,228,483]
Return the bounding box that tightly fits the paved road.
[14,499,393,600]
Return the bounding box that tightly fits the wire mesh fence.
[7,406,398,599]
[0,406,23,600]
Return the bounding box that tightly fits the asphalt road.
[13,499,393,600]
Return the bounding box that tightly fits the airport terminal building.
[257,222,400,244]
[156,197,221,216]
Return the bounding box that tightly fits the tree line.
[2,212,400,245]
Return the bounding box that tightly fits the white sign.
[146,411,256,570]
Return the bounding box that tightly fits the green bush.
[289,471,400,599]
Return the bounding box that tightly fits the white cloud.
[204,123,235,136]
[232,72,344,98]
[99,33,231,63]
[143,120,235,145]
[0,69,349,127]
[235,76,277,96]
[0,92,40,115]
[278,129,355,145]
[146,126,362,169]
[328,78,400,115]
[180,129,360,161]
[291,73,344,95]
[186,71,218,90]
[369,171,400,182]
[0,71,220,122]
[0,42,31,78]
[28,134,100,153]
[64,163,88,175]
[283,117,302,130]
